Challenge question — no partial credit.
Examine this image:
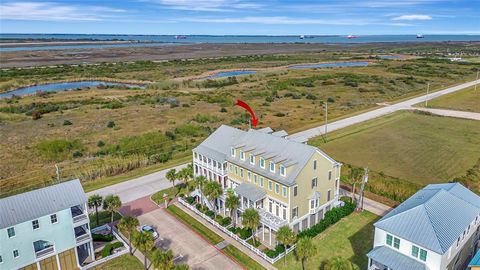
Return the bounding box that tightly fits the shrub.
[274,112,286,117]
[219,217,232,227]
[238,228,252,240]
[220,107,227,113]
[185,196,195,205]
[165,131,176,140]
[92,233,114,242]
[72,151,83,158]
[101,101,124,109]
[97,140,105,147]
[327,97,335,103]
[63,120,73,126]
[31,110,42,120]
[101,242,123,258]
[107,121,115,128]
[205,210,215,219]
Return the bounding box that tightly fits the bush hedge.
[264,244,285,258]
[92,233,114,242]
[101,242,123,257]
[298,199,356,238]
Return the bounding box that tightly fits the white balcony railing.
[35,246,55,259]
[73,213,88,224]
[76,233,91,244]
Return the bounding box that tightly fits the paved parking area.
[138,209,243,270]
[119,196,159,217]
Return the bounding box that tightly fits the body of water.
[379,55,401,59]
[206,70,257,79]
[288,61,369,69]
[0,81,144,99]
[2,34,480,52]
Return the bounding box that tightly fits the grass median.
[223,244,266,270]
[91,254,143,270]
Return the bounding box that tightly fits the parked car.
[140,225,158,239]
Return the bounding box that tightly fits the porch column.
[36,261,41,270]
[55,254,61,270]
[262,224,265,241]
[269,226,272,246]
[241,196,244,209]
[90,240,95,260]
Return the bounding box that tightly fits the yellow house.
[193,125,341,246]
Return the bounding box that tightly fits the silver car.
[140,225,159,239]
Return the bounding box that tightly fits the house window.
[247,172,251,181]
[32,220,39,230]
[313,160,317,170]
[419,249,427,261]
[310,200,315,209]
[386,234,393,246]
[0,255,2,263]
[253,174,257,184]
[229,164,233,172]
[294,186,298,196]
[269,162,275,173]
[249,154,255,165]
[240,151,245,160]
[268,181,273,191]
[412,246,419,258]
[275,183,280,194]
[13,250,19,258]
[260,158,265,169]
[311,177,317,188]
[327,190,331,201]
[234,166,238,175]
[292,207,298,219]
[50,214,58,224]
[230,147,235,157]
[393,237,400,249]
[283,208,287,220]
[7,227,15,238]
[328,170,332,180]
[240,168,244,177]
[282,187,287,197]
[260,177,264,187]
[280,165,286,176]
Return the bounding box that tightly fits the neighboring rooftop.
[0,179,87,229]
[368,246,426,270]
[469,249,480,267]
[375,182,480,254]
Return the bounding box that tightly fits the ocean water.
[0,81,144,99]
[206,70,257,79]
[1,34,479,52]
[289,61,369,69]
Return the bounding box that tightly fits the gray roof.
[193,125,245,162]
[375,183,480,254]
[234,183,266,202]
[0,179,87,229]
[228,128,336,186]
[271,130,288,137]
[367,246,426,270]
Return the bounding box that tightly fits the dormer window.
[230,147,235,157]
[280,165,286,176]
[249,154,255,165]
[240,151,245,160]
[260,158,265,169]
[269,162,275,173]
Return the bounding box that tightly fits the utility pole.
[55,164,60,183]
[425,83,430,107]
[356,167,369,212]
[475,70,479,93]
[324,101,328,141]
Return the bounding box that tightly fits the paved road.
[407,107,480,121]
[138,209,243,270]
[88,79,480,203]
[339,189,392,216]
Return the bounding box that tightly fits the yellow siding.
[59,248,80,270]
[39,255,58,270]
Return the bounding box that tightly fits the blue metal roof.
[469,249,480,267]
[375,183,480,254]
[367,246,426,270]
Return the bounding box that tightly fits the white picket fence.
[178,197,296,264]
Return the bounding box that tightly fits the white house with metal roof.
[0,179,94,270]
[368,183,480,270]
[193,125,342,246]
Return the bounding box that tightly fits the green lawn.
[151,181,195,205]
[275,211,378,270]
[311,111,480,185]
[166,205,224,244]
[418,86,480,113]
[91,254,143,270]
[223,244,266,270]
[89,210,122,229]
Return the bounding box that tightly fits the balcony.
[71,205,88,224]
[75,226,91,244]
[76,233,91,244]
[34,240,55,259]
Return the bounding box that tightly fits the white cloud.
[0,2,125,21]
[147,0,262,12]
[392,14,432,20]
[179,16,374,25]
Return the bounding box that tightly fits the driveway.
[119,196,159,217]
[138,209,243,270]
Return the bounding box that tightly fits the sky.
[0,0,479,35]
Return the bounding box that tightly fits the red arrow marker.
[235,99,258,127]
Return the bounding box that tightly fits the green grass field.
[91,254,143,270]
[275,211,378,270]
[223,245,266,270]
[312,111,480,186]
[419,86,480,113]
[89,210,122,229]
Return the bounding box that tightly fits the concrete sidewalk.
[408,107,480,121]
[340,189,392,216]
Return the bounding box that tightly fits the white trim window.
[247,171,251,181]
[240,151,245,160]
[269,161,275,173]
[240,168,244,177]
[282,186,287,197]
[0,255,2,264]
[253,174,257,184]
[260,158,265,169]
[260,177,264,187]
[13,250,19,259]
[275,183,280,194]
[280,165,286,176]
[32,220,39,230]
[268,180,273,191]
[249,154,255,165]
[7,227,15,238]
[230,147,235,157]
[50,214,58,224]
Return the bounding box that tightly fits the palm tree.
[241,208,260,245]
[117,216,140,255]
[174,264,189,270]
[296,237,317,270]
[324,257,359,270]
[166,169,177,195]
[204,181,222,217]
[102,194,122,223]
[151,249,174,270]
[194,176,207,205]
[349,166,363,203]
[87,194,103,226]
[225,192,240,227]
[276,225,296,266]
[133,231,155,270]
